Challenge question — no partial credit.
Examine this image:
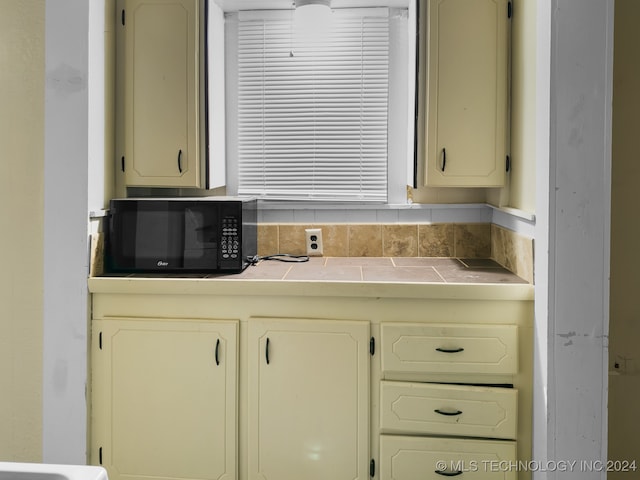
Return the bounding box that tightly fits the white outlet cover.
[305,228,323,256]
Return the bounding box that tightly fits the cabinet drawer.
[380,381,517,439]
[380,435,517,480]
[381,323,518,377]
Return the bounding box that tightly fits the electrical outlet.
[305,228,323,256]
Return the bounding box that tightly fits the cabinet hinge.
[369,337,375,356]
[99,331,103,350]
[121,9,125,26]
[506,155,511,173]
[370,459,375,478]
[508,1,513,19]
[99,447,103,465]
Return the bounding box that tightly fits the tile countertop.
[89,257,534,301]
[227,256,528,284]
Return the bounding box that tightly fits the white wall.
[533,0,551,475]
[42,0,100,463]
[535,1,612,478]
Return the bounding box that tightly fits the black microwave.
[106,197,257,274]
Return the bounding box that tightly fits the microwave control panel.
[221,216,240,260]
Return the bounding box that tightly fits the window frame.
[222,6,415,205]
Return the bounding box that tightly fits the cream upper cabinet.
[122,0,205,187]
[247,318,370,480]
[423,0,510,187]
[91,318,238,480]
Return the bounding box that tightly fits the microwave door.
[135,208,184,270]
[183,207,218,269]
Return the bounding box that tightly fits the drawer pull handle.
[215,338,220,366]
[434,409,463,416]
[435,470,463,477]
[435,347,464,353]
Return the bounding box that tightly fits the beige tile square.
[436,265,528,284]
[283,265,363,281]
[278,224,311,256]
[490,224,509,267]
[382,225,418,257]
[362,266,444,283]
[90,233,104,277]
[318,224,349,257]
[392,257,461,267]
[348,225,383,257]
[514,234,534,284]
[418,224,455,257]
[326,257,393,266]
[454,223,491,258]
[258,224,278,257]
[222,261,291,280]
[491,224,534,284]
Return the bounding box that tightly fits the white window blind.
[236,9,390,202]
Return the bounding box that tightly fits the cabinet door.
[248,318,370,480]
[123,0,203,187]
[424,0,509,187]
[91,319,237,480]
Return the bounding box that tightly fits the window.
[225,7,413,204]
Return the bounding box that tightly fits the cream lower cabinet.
[91,318,238,480]
[247,318,370,480]
[89,285,533,480]
[379,323,519,479]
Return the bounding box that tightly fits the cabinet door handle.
[215,338,220,366]
[265,337,270,364]
[177,149,183,173]
[435,347,464,353]
[441,148,447,171]
[434,409,463,416]
[435,470,462,477]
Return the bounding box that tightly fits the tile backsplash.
[258,222,534,283]
[491,224,534,284]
